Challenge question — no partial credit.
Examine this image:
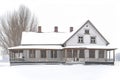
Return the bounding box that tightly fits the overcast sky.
[0,0,120,52]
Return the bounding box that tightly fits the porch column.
[105,50,107,60]
[95,50,99,59]
[85,49,89,61]
[72,49,73,58]
[109,51,111,61]
[46,50,48,61]
[65,49,67,61]
[77,50,80,58]
[113,50,115,62]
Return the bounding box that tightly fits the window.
[86,25,88,27]
[73,49,77,58]
[91,36,96,44]
[54,50,57,58]
[85,29,89,34]
[29,50,35,58]
[89,50,95,58]
[99,50,104,58]
[51,50,57,58]
[79,50,85,58]
[10,52,15,59]
[41,50,46,58]
[78,36,84,43]
[67,49,72,58]
[12,50,23,59]
[19,50,23,58]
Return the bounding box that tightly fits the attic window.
[86,25,88,27]
[85,29,89,34]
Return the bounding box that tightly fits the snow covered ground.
[0,61,120,80]
[0,54,120,80]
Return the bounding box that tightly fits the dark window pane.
[54,50,57,58]
[89,50,95,58]
[51,50,54,58]
[91,37,96,44]
[29,50,35,58]
[78,36,83,43]
[41,50,46,58]
[85,30,89,34]
[99,50,104,58]
[51,50,57,58]
[79,50,85,58]
[67,49,72,58]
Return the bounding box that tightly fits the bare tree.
[0,5,38,53]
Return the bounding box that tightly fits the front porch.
[9,47,116,64]
[9,49,65,63]
[64,48,116,64]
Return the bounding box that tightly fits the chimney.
[54,26,58,32]
[70,27,73,32]
[38,26,42,33]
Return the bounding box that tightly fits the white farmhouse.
[8,20,116,64]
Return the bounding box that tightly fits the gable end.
[63,20,109,46]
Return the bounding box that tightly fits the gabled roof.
[21,20,109,46]
[64,20,109,45]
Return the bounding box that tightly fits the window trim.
[51,50,57,58]
[90,36,96,44]
[79,49,85,58]
[84,29,89,34]
[99,50,104,58]
[67,49,72,58]
[41,50,46,58]
[78,36,84,43]
[89,50,95,58]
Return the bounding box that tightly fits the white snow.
[9,44,116,50]
[9,45,63,49]
[21,32,73,45]
[0,62,120,80]
[65,45,116,49]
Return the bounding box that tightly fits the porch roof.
[8,45,63,50]
[64,45,117,50]
[9,45,116,50]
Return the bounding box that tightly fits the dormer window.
[78,36,84,43]
[91,36,96,44]
[85,29,89,34]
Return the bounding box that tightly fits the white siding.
[66,22,107,46]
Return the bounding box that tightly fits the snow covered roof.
[21,32,73,45]
[9,45,116,50]
[9,45,63,50]
[64,45,116,50]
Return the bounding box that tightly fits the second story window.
[78,36,83,43]
[91,36,96,44]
